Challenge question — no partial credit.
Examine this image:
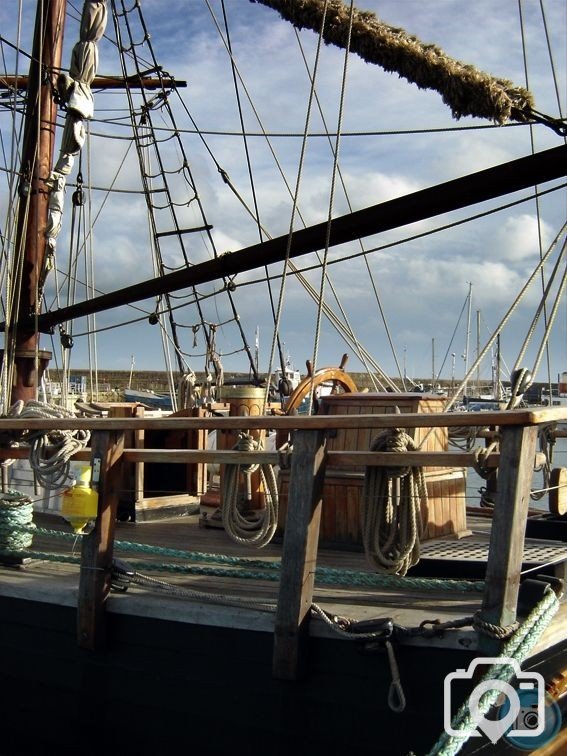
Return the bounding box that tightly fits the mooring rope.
[7,520,486,592]
[361,427,427,576]
[0,490,35,554]
[221,432,279,548]
[426,586,561,756]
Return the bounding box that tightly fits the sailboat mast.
[463,282,472,397]
[10,0,66,404]
[476,309,481,394]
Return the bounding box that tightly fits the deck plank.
[0,509,561,657]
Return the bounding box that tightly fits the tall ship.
[0,2,566,754]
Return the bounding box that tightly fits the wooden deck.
[2,509,565,657]
[1,406,567,755]
[1,405,566,668]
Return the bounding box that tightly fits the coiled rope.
[14,400,90,490]
[221,432,279,548]
[0,490,35,554]
[361,427,427,576]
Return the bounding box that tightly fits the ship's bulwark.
[0,594,475,755]
[0,592,564,755]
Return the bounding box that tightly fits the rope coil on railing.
[14,400,90,490]
[472,441,499,480]
[361,427,427,576]
[221,432,279,548]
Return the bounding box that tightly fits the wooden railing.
[0,406,566,678]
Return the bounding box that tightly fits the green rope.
[10,550,81,566]
[0,490,35,553]
[9,523,484,592]
[426,588,560,756]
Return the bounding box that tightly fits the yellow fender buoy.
[61,465,99,533]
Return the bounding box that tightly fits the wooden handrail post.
[77,429,125,650]
[478,424,538,654]
[273,428,327,680]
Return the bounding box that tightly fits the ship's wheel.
[283,353,357,415]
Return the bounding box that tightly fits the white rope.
[361,427,427,576]
[221,432,279,549]
[15,400,90,490]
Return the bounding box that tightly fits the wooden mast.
[10,0,66,404]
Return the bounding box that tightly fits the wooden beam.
[273,429,327,680]
[23,145,566,334]
[77,429,125,650]
[133,405,145,504]
[120,449,494,468]
[0,446,546,470]
[478,424,538,654]
[0,405,565,433]
[0,74,186,90]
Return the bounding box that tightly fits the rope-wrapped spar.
[253,0,534,124]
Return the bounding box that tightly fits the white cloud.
[494,214,553,262]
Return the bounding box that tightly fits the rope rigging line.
[507,235,567,409]
[537,0,566,122]
[309,0,354,411]
[204,0,390,393]
[109,0,260,385]
[439,221,567,416]
[211,0,287,385]
[148,8,254,378]
[262,0,332,409]
[111,0,196,377]
[294,26,381,390]
[169,10,565,393]
[517,0,554,397]
[83,120,532,139]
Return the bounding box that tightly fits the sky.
[1,0,566,389]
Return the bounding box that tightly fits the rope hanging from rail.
[13,400,90,490]
[221,432,279,548]
[361,427,427,576]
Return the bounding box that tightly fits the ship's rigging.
[0,0,565,411]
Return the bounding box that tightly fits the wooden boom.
[8,144,564,335]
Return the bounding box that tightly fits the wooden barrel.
[278,392,468,544]
[218,386,267,511]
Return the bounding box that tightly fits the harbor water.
[465,431,567,512]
